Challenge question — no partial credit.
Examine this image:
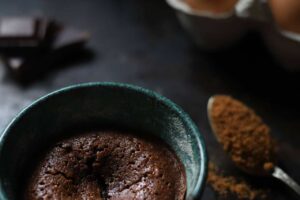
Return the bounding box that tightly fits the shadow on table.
[2,48,95,87]
[190,31,300,107]
[187,31,300,200]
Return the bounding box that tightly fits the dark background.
[0,0,300,199]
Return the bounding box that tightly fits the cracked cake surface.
[25,131,186,200]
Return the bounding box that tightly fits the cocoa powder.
[208,163,267,200]
[210,95,275,175]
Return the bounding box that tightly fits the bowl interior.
[0,83,207,200]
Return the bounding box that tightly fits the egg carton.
[166,0,300,71]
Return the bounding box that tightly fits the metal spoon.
[207,95,300,196]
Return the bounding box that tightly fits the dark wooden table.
[0,0,299,199]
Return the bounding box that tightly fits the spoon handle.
[272,166,300,196]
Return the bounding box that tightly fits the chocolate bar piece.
[0,17,51,49]
[4,27,91,84]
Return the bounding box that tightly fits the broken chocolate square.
[3,25,91,84]
[0,17,53,49]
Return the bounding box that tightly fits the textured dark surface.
[0,0,299,199]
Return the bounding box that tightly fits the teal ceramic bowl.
[0,82,207,200]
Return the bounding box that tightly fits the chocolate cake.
[25,131,186,200]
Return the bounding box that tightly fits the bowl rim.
[0,82,208,200]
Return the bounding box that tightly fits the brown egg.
[269,0,300,33]
[185,0,238,14]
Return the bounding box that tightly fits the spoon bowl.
[207,95,300,196]
[207,95,270,176]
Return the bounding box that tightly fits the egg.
[269,0,300,33]
[185,0,238,14]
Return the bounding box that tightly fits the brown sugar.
[207,163,267,200]
[209,95,275,175]
[185,0,238,14]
